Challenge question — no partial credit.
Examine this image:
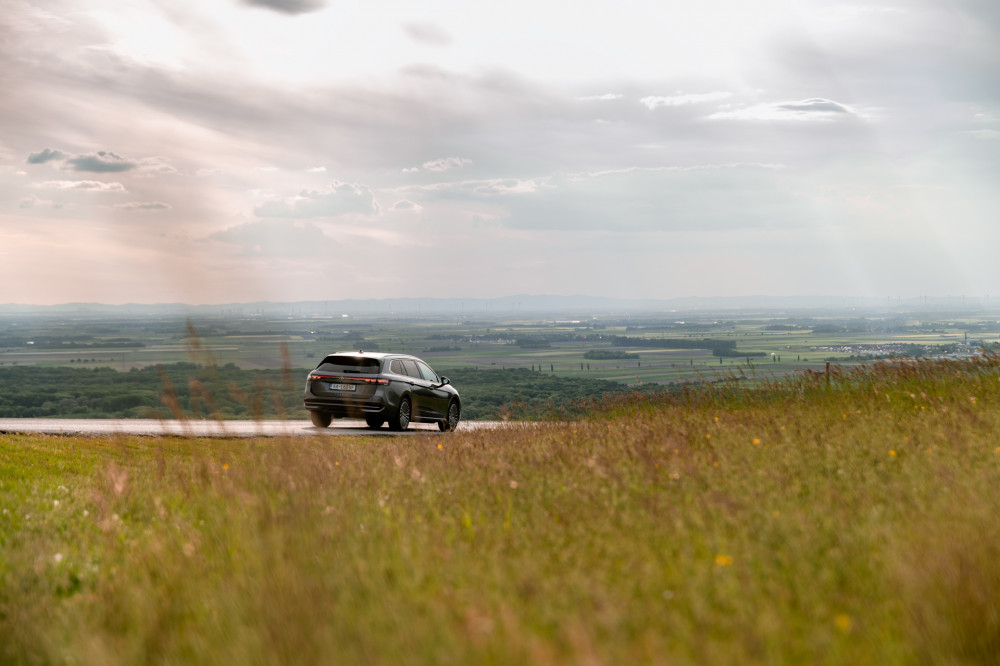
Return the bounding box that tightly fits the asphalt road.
[0,418,514,438]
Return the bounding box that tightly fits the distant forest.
[0,364,666,422]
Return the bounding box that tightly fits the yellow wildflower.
[834,614,853,632]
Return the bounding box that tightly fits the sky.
[1,0,998,306]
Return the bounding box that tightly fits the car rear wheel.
[309,411,332,428]
[365,415,384,429]
[389,396,411,431]
[438,401,461,431]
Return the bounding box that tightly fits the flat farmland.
[2,308,999,391]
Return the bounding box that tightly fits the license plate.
[329,383,356,391]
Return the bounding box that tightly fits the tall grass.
[2,355,1000,665]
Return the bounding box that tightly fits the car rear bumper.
[304,396,387,417]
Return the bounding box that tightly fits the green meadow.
[3,354,1000,665]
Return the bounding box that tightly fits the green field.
[2,307,999,422]
[2,307,998,412]
[2,354,1000,664]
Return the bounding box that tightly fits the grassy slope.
[2,357,1000,665]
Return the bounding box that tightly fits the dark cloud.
[26,148,67,164]
[65,151,136,173]
[241,0,326,15]
[254,182,379,218]
[25,148,138,172]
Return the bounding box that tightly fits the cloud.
[34,180,126,192]
[578,93,623,101]
[209,220,334,256]
[240,0,327,15]
[64,151,137,172]
[777,98,851,114]
[406,177,548,198]
[25,148,139,172]
[111,201,172,211]
[639,92,732,109]
[26,148,68,164]
[254,181,379,218]
[422,157,473,172]
[403,22,451,46]
[133,157,178,177]
[390,200,423,213]
[709,98,860,121]
[18,195,61,209]
[410,164,802,233]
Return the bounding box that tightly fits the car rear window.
[317,356,381,374]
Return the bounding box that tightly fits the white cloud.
[578,93,623,101]
[390,200,423,213]
[133,157,179,177]
[33,180,127,192]
[422,157,472,172]
[406,177,548,197]
[639,92,732,109]
[18,195,60,209]
[254,181,379,218]
[111,201,172,211]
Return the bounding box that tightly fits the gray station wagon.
[303,351,460,431]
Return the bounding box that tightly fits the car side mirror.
[439,376,450,386]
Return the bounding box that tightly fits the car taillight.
[308,374,387,384]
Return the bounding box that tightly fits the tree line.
[0,364,667,422]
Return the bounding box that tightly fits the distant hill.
[0,294,993,317]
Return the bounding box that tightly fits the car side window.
[416,361,438,383]
[389,359,405,375]
[401,359,421,378]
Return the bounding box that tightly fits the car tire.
[389,396,411,431]
[309,411,332,428]
[438,401,461,431]
[365,415,384,429]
